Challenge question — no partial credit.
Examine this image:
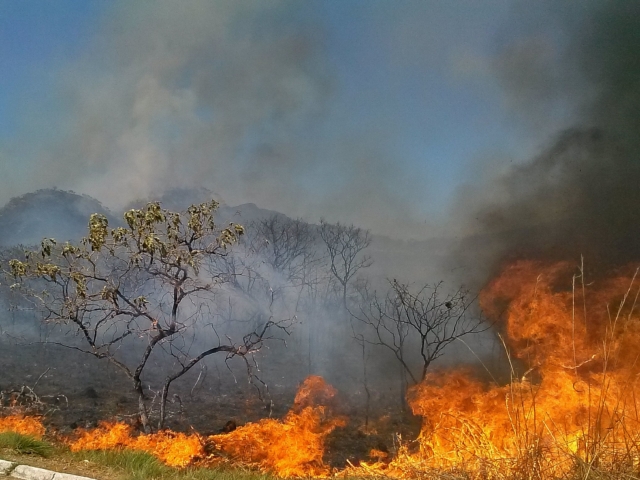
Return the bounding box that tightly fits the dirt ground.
[0,341,422,469]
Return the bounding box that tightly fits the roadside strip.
[0,460,94,480]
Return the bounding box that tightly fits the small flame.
[291,375,338,412]
[68,422,204,467]
[0,415,45,438]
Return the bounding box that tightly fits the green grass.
[0,432,53,457]
[72,450,168,480]
[178,468,275,480]
[72,449,276,480]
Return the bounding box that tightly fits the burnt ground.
[0,340,423,469]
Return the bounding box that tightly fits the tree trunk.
[421,360,431,382]
[134,380,151,433]
[399,362,408,413]
[158,381,170,430]
[342,283,348,309]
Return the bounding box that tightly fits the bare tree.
[319,219,372,308]
[6,201,292,430]
[249,215,318,284]
[248,216,361,379]
[355,279,486,387]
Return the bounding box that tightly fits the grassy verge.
[0,440,278,480]
[0,432,53,457]
[73,450,276,480]
[71,450,167,480]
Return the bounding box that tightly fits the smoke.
[450,1,640,284]
[0,0,429,239]
[41,1,327,204]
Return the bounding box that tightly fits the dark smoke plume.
[452,1,640,284]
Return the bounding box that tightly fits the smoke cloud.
[450,1,640,284]
[0,0,428,238]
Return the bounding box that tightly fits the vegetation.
[6,201,293,431]
[1,444,279,480]
[319,219,372,308]
[0,431,53,457]
[0,195,506,479]
[75,450,277,480]
[3,200,483,427]
[354,279,487,384]
[74,450,168,480]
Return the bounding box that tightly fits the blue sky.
[0,1,587,238]
[0,2,102,132]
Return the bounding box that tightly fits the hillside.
[0,189,117,247]
[0,188,452,285]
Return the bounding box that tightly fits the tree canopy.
[7,201,292,430]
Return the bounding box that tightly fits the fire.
[133,431,204,468]
[11,261,640,478]
[69,422,132,451]
[351,260,640,478]
[290,374,338,412]
[68,421,204,467]
[210,376,345,477]
[343,260,640,478]
[0,415,45,438]
[68,376,344,475]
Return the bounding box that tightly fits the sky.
[0,1,600,239]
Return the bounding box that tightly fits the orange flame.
[0,415,45,438]
[343,260,640,478]
[291,374,338,412]
[349,260,640,478]
[68,376,344,475]
[68,422,204,467]
[211,376,345,477]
